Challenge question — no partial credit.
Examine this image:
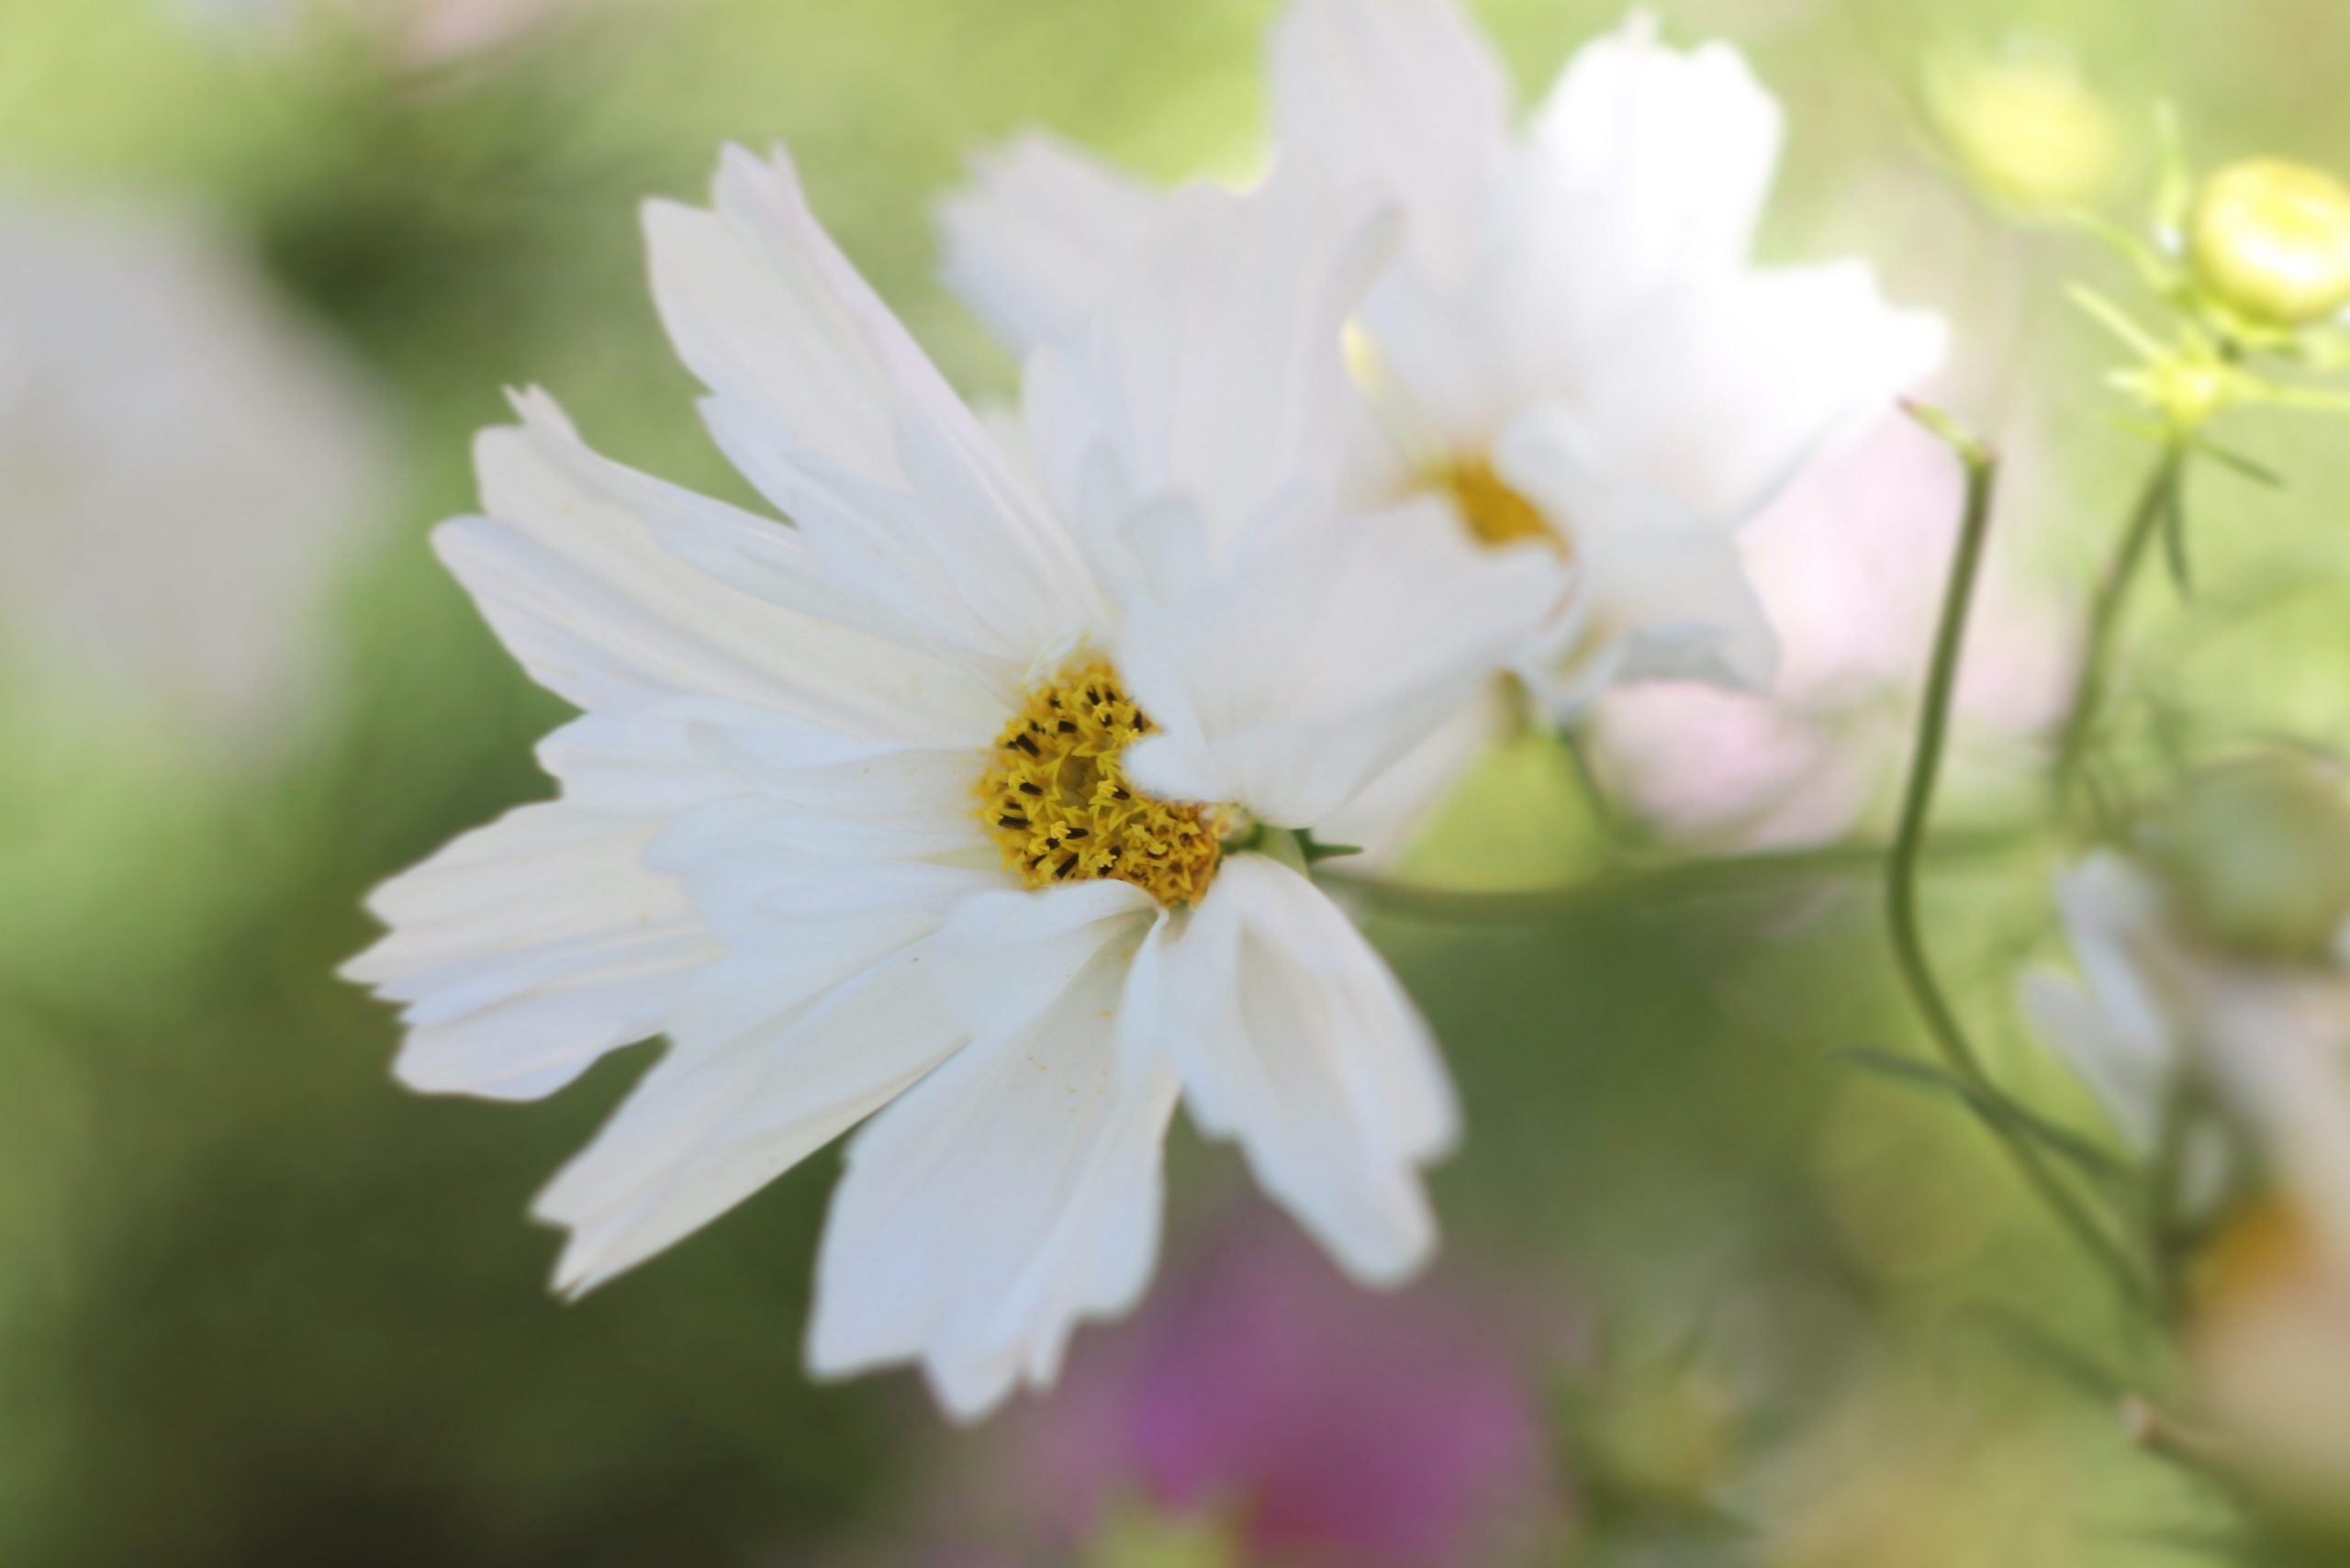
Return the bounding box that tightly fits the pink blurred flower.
[1586,414,2074,848]
[178,0,609,66]
[952,1218,1564,1567]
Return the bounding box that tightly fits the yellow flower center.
[976,658,1226,905]
[1434,456,1562,554]
[2196,1197,2319,1325]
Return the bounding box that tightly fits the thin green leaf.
[2191,439,2287,489]
[1953,1303,2135,1401]
[2070,284,2169,359]
[1831,1047,2134,1185]
[2254,380,2350,416]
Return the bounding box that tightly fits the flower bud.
[1926,50,2119,217]
[2188,159,2350,329]
[2145,756,2350,963]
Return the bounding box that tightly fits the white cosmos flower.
[2020,851,2350,1248]
[342,145,1556,1418]
[942,1,1946,828]
[2029,846,2350,1508]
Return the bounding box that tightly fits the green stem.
[1324,835,2015,926]
[1887,423,2155,1311]
[1554,724,1625,844]
[2053,444,2188,800]
[2144,1080,2196,1325]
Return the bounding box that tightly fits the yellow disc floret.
[977,658,1226,905]
[1435,455,1561,553]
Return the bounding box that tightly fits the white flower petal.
[644,144,1102,662]
[343,803,718,1102]
[534,938,968,1295]
[1342,20,1788,455]
[929,879,1159,1037]
[2053,853,2178,1068]
[1527,17,1784,296]
[446,390,1002,741]
[1569,262,1947,526]
[2200,980,2350,1266]
[1022,166,1400,570]
[937,130,1162,356]
[1152,853,1454,1284]
[1270,0,1514,290]
[1315,678,1516,866]
[1117,495,1558,828]
[1348,18,1941,510]
[808,935,1181,1420]
[643,802,992,1065]
[532,704,753,818]
[663,706,996,860]
[646,796,999,954]
[2019,970,2168,1153]
[1497,406,1777,714]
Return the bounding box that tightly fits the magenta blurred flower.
[1586,414,2074,848]
[962,1220,1562,1567]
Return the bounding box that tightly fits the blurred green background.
[5,0,2350,1562]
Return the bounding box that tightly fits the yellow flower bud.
[1926,50,2120,217]
[2188,159,2350,329]
[2147,756,2350,963]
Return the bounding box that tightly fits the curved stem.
[2053,444,2188,801]
[1888,423,2156,1311]
[1324,836,2016,926]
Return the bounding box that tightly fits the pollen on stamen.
[1433,455,1562,554]
[976,657,1227,905]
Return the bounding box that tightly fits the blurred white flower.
[2021,855,2236,1173]
[2024,785,2350,1521]
[343,147,1554,1418]
[1585,417,2073,850]
[0,193,389,748]
[943,1,1944,852]
[2021,839,2350,1249]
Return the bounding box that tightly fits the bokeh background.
[6,0,2350,1562]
